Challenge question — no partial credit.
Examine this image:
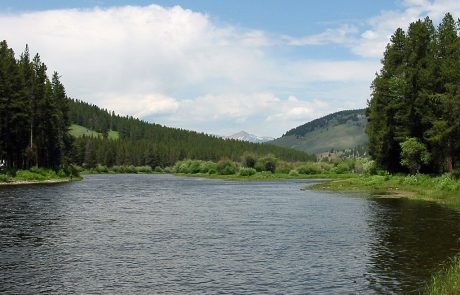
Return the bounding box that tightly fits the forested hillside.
[0,41,314,172]
[270,109,367,154]
[367,13,460,173]
[68,99,315,168]
[0,41,71,170]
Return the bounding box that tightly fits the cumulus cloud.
[283,24,358,46]
[286,0,460,58]
[0,4,381,137]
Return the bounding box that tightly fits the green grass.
[70,124,101,138]
[426,255,460,295]
[69,124,119,140]
[0,167,80,184]
[310,174,460,207]
[108,130,119,140]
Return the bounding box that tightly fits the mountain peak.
[224,130,273,143]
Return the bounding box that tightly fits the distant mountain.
[270,109,368,154]
[224,131,274,143]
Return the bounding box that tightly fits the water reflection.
[365,197,460,294]
[0,175,459,294]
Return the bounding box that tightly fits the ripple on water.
[0,174,459,294]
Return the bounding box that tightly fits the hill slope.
[270,109,368,154]
[67,99,315,167]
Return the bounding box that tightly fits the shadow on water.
[364,197,460,294]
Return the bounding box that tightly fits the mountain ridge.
[270,109,368,154]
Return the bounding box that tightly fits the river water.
[0,174,459,294]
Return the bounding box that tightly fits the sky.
[1,1,459,137]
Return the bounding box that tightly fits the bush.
[163,166,173,173]
[239,167,256,176]
[452,168,460,180]
[96,164,109,173]
[298,162,323,175]
[258,154,277,173]
[276,161,295,174]
[288,169,299,176]
[136,166,153,173]
[217,159,238,175]
[242,152,257,168]
[200,161,217,174]
[254,161,264,172]
[0,174,10,183]
[154,166,163,173]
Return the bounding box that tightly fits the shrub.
[96,164,109,173]
[288,169,299,176]
[217,159,238,175]
[163,166,173,173]
[254,161,264,172]
[136,166,153,173]
[452,168,460,180]
[200,161,217,174]
[154,166,163,173]
[298,162,323,175]
[258,154,277,173]
[0,174,10,183]
[241,152,257,168]
[239,167,256,176]
[276,161,295,174]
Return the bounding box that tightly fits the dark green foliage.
[239,167,256,176]
[257,154,277,173]
[68,99,315,168]
[216,159,238,175]
[0,41,71,170]
[241,152,257,168]
[400,138,431,174]
[367,13,460,173]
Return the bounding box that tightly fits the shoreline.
[0,178,77,186]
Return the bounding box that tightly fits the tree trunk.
[447,154,453,173]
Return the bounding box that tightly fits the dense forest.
[0,40,314,171]
[367,13,460,173]
[0,41,71,170]
[69,99,315,168]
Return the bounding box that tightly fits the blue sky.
[1,0,459,137]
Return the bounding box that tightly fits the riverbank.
[310,174,460,207]
[173,172,357,181]
[310,174,460,295]
[0,168,80,186]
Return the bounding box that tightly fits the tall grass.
[426,256,460,295]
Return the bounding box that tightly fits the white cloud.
[101,93,179,118]
[285,0,460,58]
[0,4,380,137]
[283,24,358,46]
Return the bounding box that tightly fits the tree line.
[0,41,71,170]
[367,13,460,173]
[69,99,315,168]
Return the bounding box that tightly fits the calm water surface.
[1,174,460,294]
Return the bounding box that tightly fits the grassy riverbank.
[310,173,460,294]
[0,167,80,185]
[173,171,357,180]
[311,174,460,207]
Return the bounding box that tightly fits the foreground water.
[1,174,460,294]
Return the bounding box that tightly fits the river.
[1,174,459,294]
